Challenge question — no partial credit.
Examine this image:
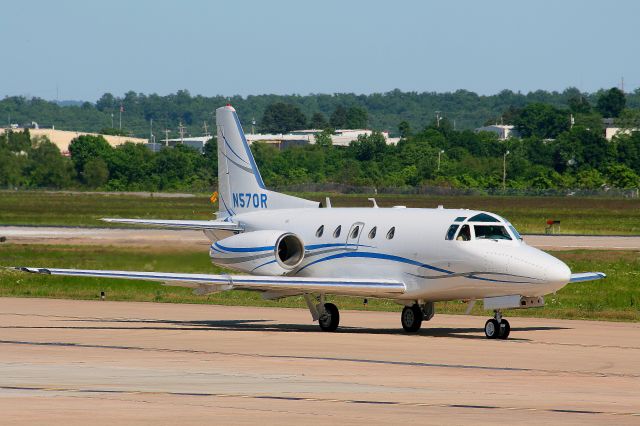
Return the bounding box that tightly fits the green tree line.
[2,87,640,139]
[2,96,640,192]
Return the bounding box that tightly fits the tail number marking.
[232,193,268,208]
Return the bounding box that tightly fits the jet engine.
[209,230,305,275]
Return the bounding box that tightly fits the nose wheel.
[484,311,510,339]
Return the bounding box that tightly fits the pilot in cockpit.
[456,224,471,241]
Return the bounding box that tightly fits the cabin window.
[368,226,377,239]
[350,225,360,239]
[474,225,512,240]
[454,216,466,222]
[445,224,459,240]
[315,225,324,238]
[333,225,342,238]
[468,213,500,222]
[456,224,471,241]
[386,227,395,240]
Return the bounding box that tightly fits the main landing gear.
[401,302,434,333]
[484,310,510,339]
[318,302,340,331]
[304,294,340,332]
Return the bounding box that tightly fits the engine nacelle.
[209,230,305,275]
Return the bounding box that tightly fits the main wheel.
[498,319,510,339]
[401,305,423,332]
[318,302,340,331]
[484,319,500,339]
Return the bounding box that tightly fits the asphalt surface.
[1,226,640,250]
[0,298,639,425]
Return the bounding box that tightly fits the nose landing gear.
[484,310,510,339]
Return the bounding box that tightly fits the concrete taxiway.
[0,298,639,425]
[2,225,640,250]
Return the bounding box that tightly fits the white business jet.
[17,106,605,339]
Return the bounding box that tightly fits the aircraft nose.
[545,256,571,285]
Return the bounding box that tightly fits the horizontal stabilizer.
[15,267,406,297]
[102,218,242,231]
[570,272,606,283]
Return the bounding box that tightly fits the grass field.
[2,191,640,235]
[1,244,637,322]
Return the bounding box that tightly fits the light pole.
[437,150,445,172]
[502,150,510,191]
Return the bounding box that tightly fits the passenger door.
[345,222,364,251]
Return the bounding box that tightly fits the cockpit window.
[456,224,471,241]
[445,224,459,240]
[454,216,466,222]
[474,225,512,240]
[469,213,500,222]
[509,225,522,240]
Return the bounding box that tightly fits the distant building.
[603,127,639,141]
[0,127,147,156]
[293,129,400,147]
[602,118,639,141]
[160,129,400,152]
[475,124,518,140]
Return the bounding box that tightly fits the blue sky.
[2,0,638,101]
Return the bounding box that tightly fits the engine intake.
[210,230,305,275]
[276,233,305,269]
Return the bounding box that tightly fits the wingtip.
[13,267,51,274]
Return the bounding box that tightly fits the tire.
[498,319,510,339]
[484,319,500,339]
[401,305,423,332]
[318,302,340,331]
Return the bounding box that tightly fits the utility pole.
[502,150,510,191]
[119,104,123,130]
[150,118,155,144]
[203,121,210,138]
[437,150,445,172]
[435,111,442,127]
[178,121,186,144]
[164,129,170,147]
[251,117,256,135]
[111,113,114,128]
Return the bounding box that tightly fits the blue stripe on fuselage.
[297,251,452,274]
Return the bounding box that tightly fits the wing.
[15,267,405,297]
[570,272,606,283]
[102,218,242,231]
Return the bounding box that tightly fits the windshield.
[445,224,459,240]
[474,225,512,240]
[508,224,522,240]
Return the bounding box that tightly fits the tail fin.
[215,105,318,219]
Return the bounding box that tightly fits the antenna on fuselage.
[367,198,379,208]
[325,197,332,208]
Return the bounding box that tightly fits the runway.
[1,225,640,250]
[0,298,639,425]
